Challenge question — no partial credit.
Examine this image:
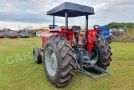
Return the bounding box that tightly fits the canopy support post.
[65,12,68,29]
[53,16,55,29]
[86,15,88,30]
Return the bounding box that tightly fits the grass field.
[0,38,134,90]
[128,28,134,35]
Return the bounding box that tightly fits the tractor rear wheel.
[88,38,112,72]
[44,35,77,87]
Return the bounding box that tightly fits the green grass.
[128,28,134,35]
[0,38,134,90]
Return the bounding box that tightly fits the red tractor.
[33,2,112,88]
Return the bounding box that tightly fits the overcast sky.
[0,0,134,30]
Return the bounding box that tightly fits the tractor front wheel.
[33,48,42,64]
[44,35,77,87]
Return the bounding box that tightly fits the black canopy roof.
[47,2,95,17]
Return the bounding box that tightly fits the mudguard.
[42,28,74,47]
[86,30,98,52]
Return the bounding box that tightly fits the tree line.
[105,22,134,29]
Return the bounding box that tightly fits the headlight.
[94,25,99,29]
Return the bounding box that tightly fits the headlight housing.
[94,25,99,30]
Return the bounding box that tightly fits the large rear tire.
[88,38,112,72]
[44,35,77,87]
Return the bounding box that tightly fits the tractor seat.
[71,26,81,45]
[71,26,81,34]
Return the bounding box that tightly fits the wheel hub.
[45,47,57,76]
[34,55,37,61]
[90,47,98,65]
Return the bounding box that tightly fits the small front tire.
[33,48,42,64]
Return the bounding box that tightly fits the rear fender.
[86,30,98,53]
[42,28,74,47]
[42,31,56,47]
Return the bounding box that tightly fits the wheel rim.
[90,46,99,65]
[33,51,38,62]
[45,46,57,76]
[34,55,37,62]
